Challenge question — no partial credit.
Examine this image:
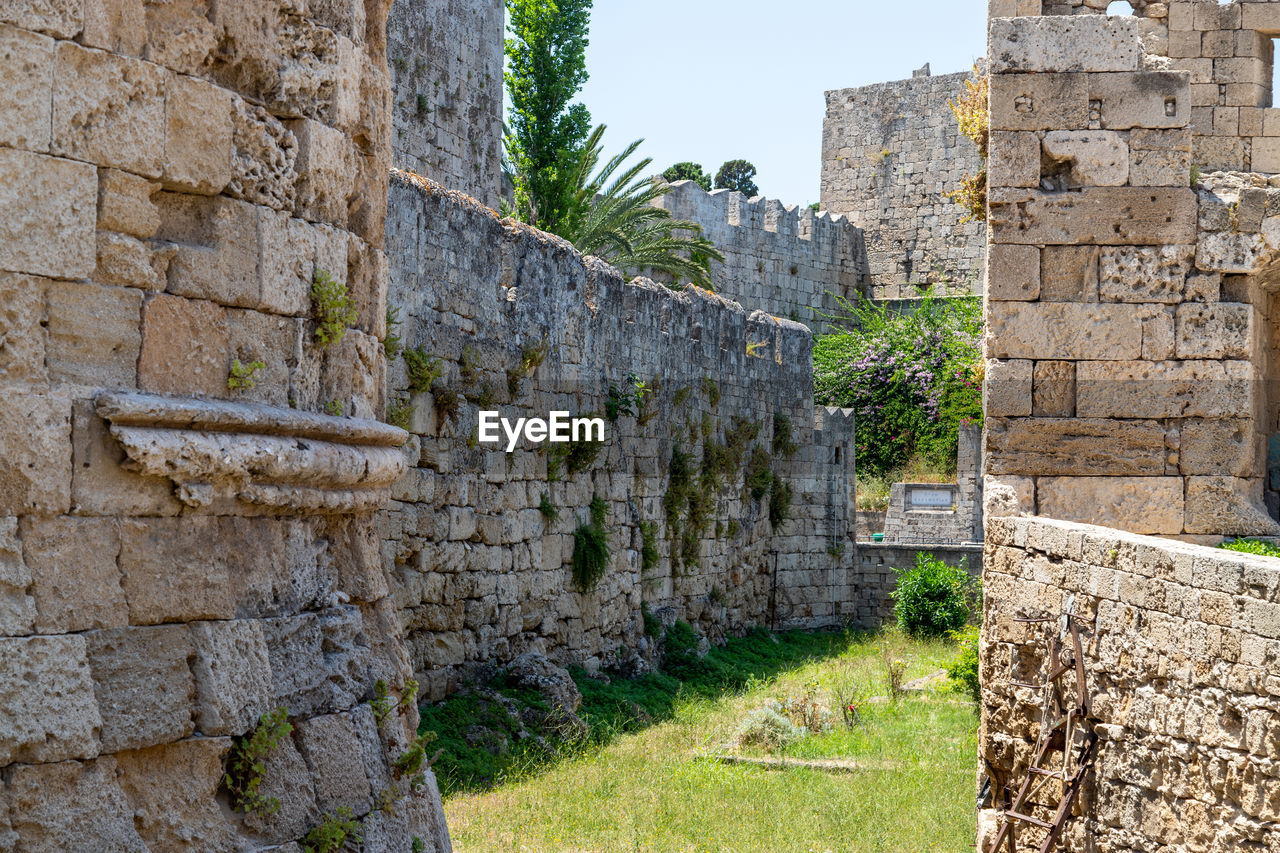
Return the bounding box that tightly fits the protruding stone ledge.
[96,392,409,514]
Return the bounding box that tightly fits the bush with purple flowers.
[814,292,982,479]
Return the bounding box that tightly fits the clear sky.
[576,0,988,207]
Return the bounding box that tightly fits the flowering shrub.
[814,293,982,479]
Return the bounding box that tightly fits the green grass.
[1218,538,1280,558]
[433,629,977,852]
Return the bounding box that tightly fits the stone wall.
[983,10,1280,538]
[387,0,503,208]
[979,515,1280,852]
[821,69,988,298]
[882,422,984,544]
[384,172,859,699]
[652,180,866,329]
[0,1,449,849]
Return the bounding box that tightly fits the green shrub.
[639,521,660,573]
[947,625,980,703]
[571,496,611,593]
[404,348,444,394]
[641,601,662,638]
[891,553,973,638]
[659,620,704,680]
[745,446,773,501]
[227,358,265,391]
[538,492,559,523]
[1218,538,1280,558]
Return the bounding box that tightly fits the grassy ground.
[428,628,978,852]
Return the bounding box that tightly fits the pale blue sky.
[577,0,988,207]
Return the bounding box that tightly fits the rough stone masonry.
[0,0,451,849]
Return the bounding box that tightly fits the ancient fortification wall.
[384,172,858,698]
[0,1,449,849]
[822,69,988,298]
[979,516,1280,852]
[652,180,866,329]
[387,0,503,208]
[984,7,1280,538]
[981,4,1280,852]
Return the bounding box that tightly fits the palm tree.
[508,125,725,290]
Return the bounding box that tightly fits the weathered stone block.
[1041,245,1099,302]
[1130,148,1190,187]
[0,148,96,279]
[0,517,35,636]
[1042,130,1129,187]
[0,635,102,764]
[294,712,374,815]
[989,16,1140,74]
[1098,245,1193,304]
[1032,361,1076,418]
[82,0,146,55]
[261,607,371,718]
[0,0,82,38]
[97,168,160,238]
[1180,419,1255,477]
[986,244,1040,301]
[1076,360,1255,418]
[990,73,1090,131]
[989,131,1041,189]
[984,474,1035,520]
[241,733,322,843]
[986,418,1167,477]
[52,41,165,176]
[85,624,196,752]
[138,293,230,396]
[8,758,146,852]
[259,209,316,316]
[289,117,355,225]
[115,738,236,852]
[157,193,261,307]
[189,619,274,737]
[0,23,54,152]
[1185,476,1280,536]
[70,398,181,517]
[95,232,164,291]
[1140,307,1174,361]
[226,308,298,408]
[1196,231,1266,274]
[22,516,127,634]
[0,272,48,387]
[1089,71,1189,130]
[987,302,1142,360]
[1037,476,1185,535]
[989,188,1197,245]
[119,517,329,625]
[46,280,143,388]
[984,359,1033,418]
[141,0,218,75]
[0,392,71,515]
[228,97,299,211]
[163,72,233,195]
[1175,303,1252,359]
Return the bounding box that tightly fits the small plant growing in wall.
[386,396,413,430]
[311,270,358,347]
[385,306,404,359]
[507,337,551,396]
[395,731,442,791]
[745,446,774,501]
[224,707,293,817]
[572,496,611,593]
[302,808,362,853]
[768,477,793,529]
[772,412,798,459]
[539,492,559,523]
[639,520,660,574]
[324,399,344,417]
[946,67,989,223]
[227,358,265,392]
[701,375,720,407]
[432,386,463,433]
[404,348,445,394]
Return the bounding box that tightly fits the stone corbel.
[96,392,410,514]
